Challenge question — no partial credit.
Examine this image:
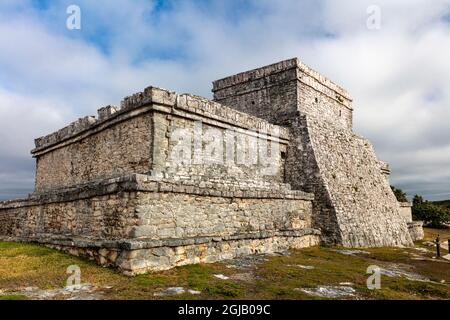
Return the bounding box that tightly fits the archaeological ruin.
[0,58,423,274]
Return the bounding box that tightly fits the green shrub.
[412,202,450,228]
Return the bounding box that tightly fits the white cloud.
[0,89,70,198]
[0,89,70,154]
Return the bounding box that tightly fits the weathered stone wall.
[0,192,138,240]
[212,58,353,129]
[296,76,352,130]
[116,233,319,274]
[45,232,320,275]
[407,221,424,241]
[0,176,143,240]
[0,173,319,273]
[399,202,413,223]
[131,193,312,240]
[213,59,299,126]
[285,116,342,243]
[2,174,312,240]
[34,113,153,192]
[161,93,288,184]
[398,203,424,241]
[33,87,289,192]
[157,113,286,184]
[213,58,414,247]
[288,116,412,247]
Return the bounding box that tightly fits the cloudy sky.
[0,0,449,201]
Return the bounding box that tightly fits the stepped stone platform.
[0,174,318,274]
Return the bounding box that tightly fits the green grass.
[1,229,449,300]
[0,295,28,300]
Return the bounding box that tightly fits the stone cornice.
[212,57,352,102]
[0,174,314,209]
[32,87,289,156]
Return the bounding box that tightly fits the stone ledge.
[212,58,299,93]
[35,231,321,274]
[32,104,152,155]
[174,94,290,138]
[379,160,391,175]
[0,174,314,209]
[399,202,413,208]
[407,221,424,228]
[124,229,321,250]
[33,87,290,154]
[0,228,321,251]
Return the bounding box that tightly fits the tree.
[391,186,408,202]
[413,194,424,206]
[412,201,450,228]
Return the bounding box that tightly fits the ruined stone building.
[0,58,423,274]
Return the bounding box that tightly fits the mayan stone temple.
[0,58,423,275]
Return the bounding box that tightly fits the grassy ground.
[423,226,450,242]
[0,228,449,300]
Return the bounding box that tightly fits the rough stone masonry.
[0,58,422,274]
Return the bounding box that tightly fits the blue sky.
[1,0,450,200]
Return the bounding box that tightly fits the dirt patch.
[333,249,371,256]
[224,255,268,270]
[297,285,356,298]
[380,264,430,282]
[0,284,106,300]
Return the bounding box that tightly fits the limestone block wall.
[0,174,313,242]
[33,113,154,192]
[118,233,319,274]
[399,202,413,223]
[285,117,341,243]
[398,202,424,241]
[0,173,319,274]
[295,60,353,130]
[296,76,352,130]
[32,86,289,193]
[213,58,353,129]
[151,95,288,184]
[131,193,312,240]
[0,183,137,240]
[286,115,412,247]
[213,58,415,248]
[213,59,299,125]
[408,222,424,241]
